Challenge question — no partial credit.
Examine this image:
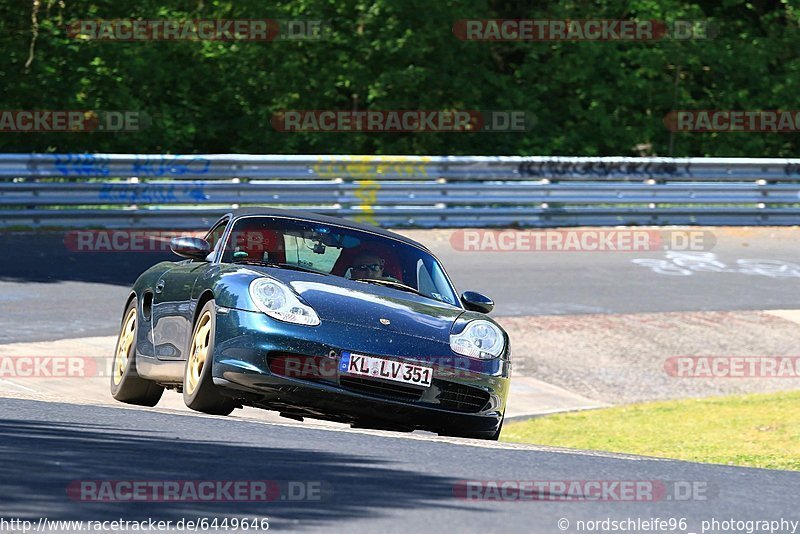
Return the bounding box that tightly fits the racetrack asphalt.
[2,396,798,533]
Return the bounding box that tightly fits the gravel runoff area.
[497,310,800,405]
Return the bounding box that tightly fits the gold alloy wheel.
[113,307,137,386]
[185,310,212,396]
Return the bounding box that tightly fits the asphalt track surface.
[2,228,800,343]
[2,397,798,533]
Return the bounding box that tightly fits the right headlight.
[449,320,505,359]
[249,278,320,326]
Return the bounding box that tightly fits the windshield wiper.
[233,260,327,275]
[355,278,424,296]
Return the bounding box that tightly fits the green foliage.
[0,0,798,155]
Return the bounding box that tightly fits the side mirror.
[461,291,494,314]
[170,237,211,260]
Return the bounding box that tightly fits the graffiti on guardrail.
[632,252,800,277]
[351,180,381,226]
[517,160,688,178]
[312,155,433,178]
[52,154,111,176]
[131,155,211,177]
[97,183,208,203]
[33,154,211,177]
[784,164,800,175]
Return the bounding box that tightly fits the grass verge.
[501,390,800,471]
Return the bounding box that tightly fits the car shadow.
[0,415,476,529]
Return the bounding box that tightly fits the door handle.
[155,279,165,293]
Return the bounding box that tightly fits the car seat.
[230,223,286,263]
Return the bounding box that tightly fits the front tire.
[110,299,164,406]
[183,300,235,416]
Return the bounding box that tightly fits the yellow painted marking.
[353,180,380,225]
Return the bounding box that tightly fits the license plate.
[339,351,433,388]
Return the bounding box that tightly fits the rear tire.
[183,300,235,416]
[110,299,164,406]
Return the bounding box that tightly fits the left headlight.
[249,278,320,326]
[449,320,505,359]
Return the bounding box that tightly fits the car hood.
[250,268,465,343]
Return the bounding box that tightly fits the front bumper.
[211,308,510,434]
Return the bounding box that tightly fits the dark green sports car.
[110,208,510,439]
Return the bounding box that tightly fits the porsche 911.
[110,208,510,439]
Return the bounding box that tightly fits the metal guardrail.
[2,154,800,228]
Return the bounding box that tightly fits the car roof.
[227,207,429,251]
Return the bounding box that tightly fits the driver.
[349,251,399,282]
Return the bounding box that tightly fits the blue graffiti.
[182,184,209,201]
[53,154,110,176]
[131,156,211,177]
[98,182,208,203]
[99,184,178,203]
[784,164,800,176]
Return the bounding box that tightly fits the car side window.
[204,219,229,259]
[416,259,434,294]
[424,259,457,304]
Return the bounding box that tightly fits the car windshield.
[221,216,459,306]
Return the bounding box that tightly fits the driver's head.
[350,251,385,280]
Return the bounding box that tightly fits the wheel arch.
[192,289,216,328]
[123,291,137,315]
